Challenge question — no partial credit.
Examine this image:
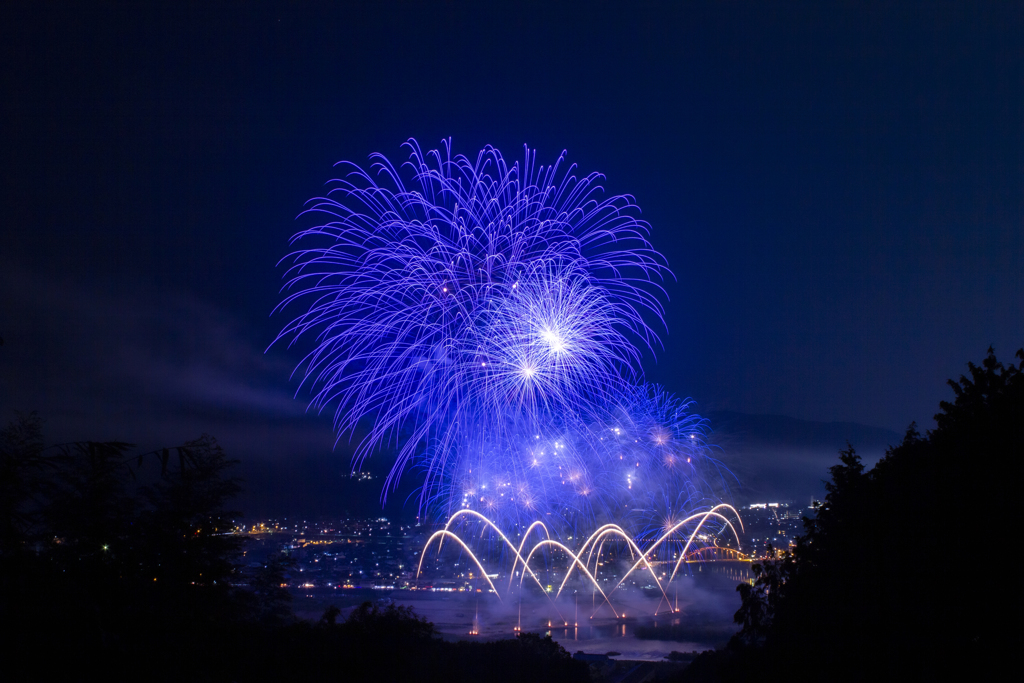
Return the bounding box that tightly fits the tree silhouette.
[137,436,243,592]
[688,346,1023,682]
[0,419,252,679]
[0,412,48,555]
[248,551,296,624]
[732,544,791,647]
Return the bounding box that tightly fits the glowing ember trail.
[416,507,747,618]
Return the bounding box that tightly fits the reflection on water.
[543,618,720,662]
[544,616,682,641]
[294,571,743,660]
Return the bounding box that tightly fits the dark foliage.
[247,550,296,624]
[0,418,250,679]
[0,417,591,682]
[218,602,589,683]
[731,544,791,648]
[0,411,48,553]
[680,346,1022,682]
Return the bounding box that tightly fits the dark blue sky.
[2,2,1021,514]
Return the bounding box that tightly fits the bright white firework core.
[540,326,566,353]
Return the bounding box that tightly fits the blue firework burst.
[274,140,670,500]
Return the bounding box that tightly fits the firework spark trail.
[274,140,670,505]
[592,510,742,615]
[508,520,551,591]
[667,510,743,583]
[519,539,619,618]
[416,530,502,599]
[422,512,569,621]
[611,504,743,590]
[580,527,669,604]
[440,509,547,592]
[418,509,746,617]
[555,524,667,602]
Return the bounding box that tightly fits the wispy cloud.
[0,260,330,453]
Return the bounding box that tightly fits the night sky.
[2,2,1021,516]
